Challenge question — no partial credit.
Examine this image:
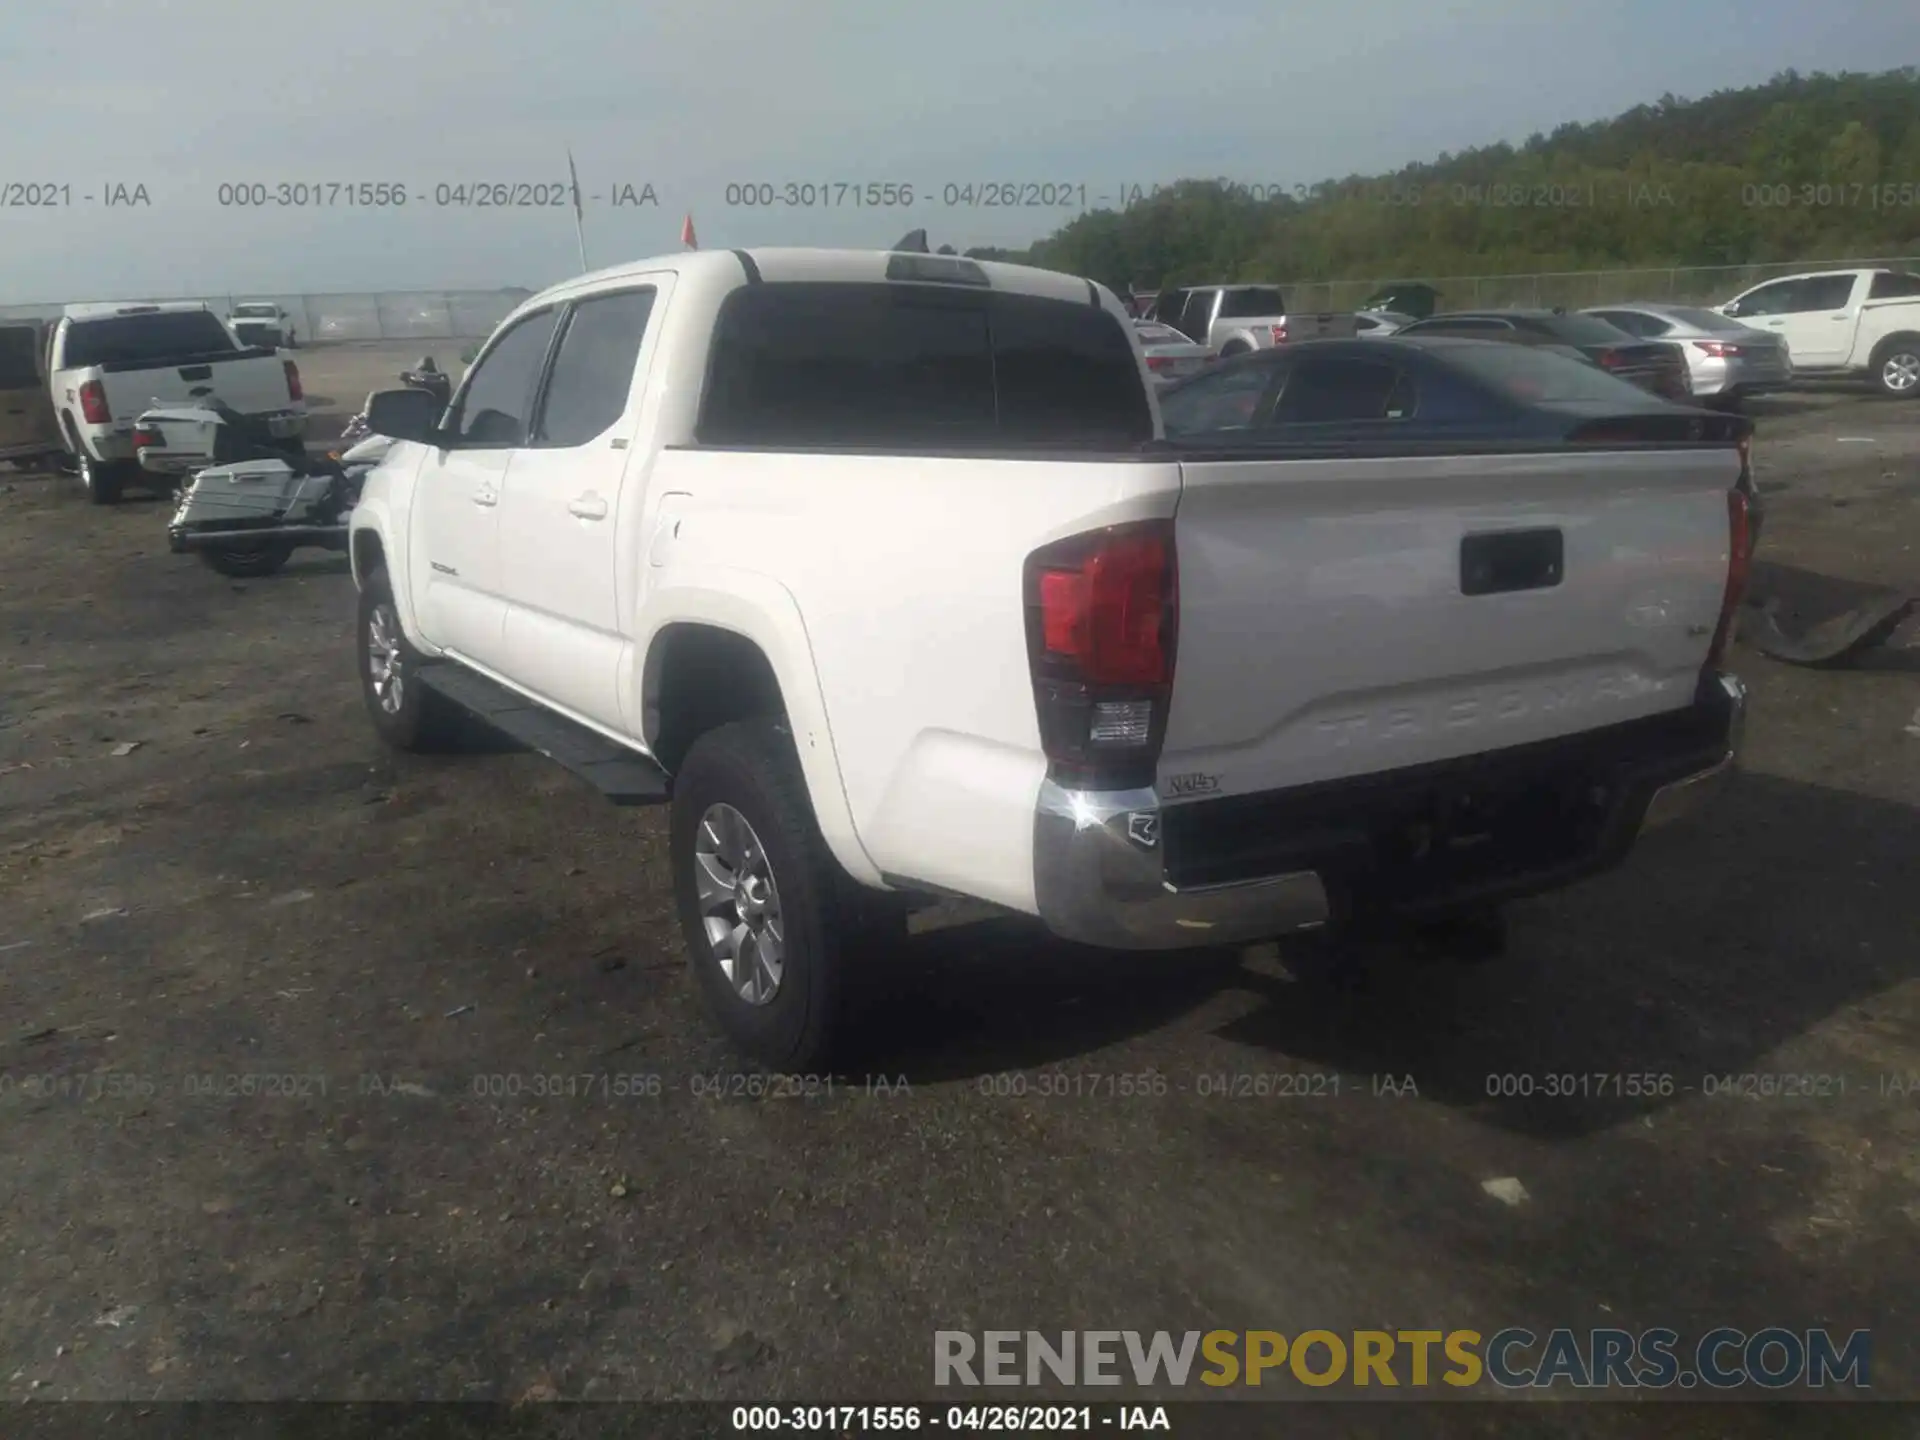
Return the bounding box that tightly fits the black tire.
[71,434,124,506]
[356,572,457,751]
[1870,337,1920,399]
[670,718,891,1072]
[1219,342,1250,357]
[200,542,295,578]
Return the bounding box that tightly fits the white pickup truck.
[1716,267,1920,397]
[1147,283,1359,356]
[348,247,1750,1070]
[49,302,308,503]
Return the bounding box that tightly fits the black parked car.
[1391,309,1692,402]
[1155,333,1759,545]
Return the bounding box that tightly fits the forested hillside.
[965,69,1920,290]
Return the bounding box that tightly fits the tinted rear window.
[1665,306,1745,331]
[697,283,1152,449]
[0,327,40,387]
[1218,287,1286,318]
[1520,312,1635,345]
[61,311,237,367]
[1439,344,1665,405]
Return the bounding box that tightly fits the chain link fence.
[3,256,1914,339]
[0,290,534,342]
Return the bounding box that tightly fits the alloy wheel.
[693,802,785,1006]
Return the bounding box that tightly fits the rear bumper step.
[416,664,670,806]
[1032,672,1745,950]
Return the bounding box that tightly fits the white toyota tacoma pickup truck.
[348,246,1750,1069]
[49,302,307,503]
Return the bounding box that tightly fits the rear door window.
[1271,356,1410,423]
[1218,287,1286,318]
[1868,271,1920,299]
[530,288,656,447]
[1795,274,1858,311]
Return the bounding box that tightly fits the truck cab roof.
[512,246,1115,326]
[62,301,211,321]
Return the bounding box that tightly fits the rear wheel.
[670,718,894,1072]
[200,541,294,578]
[1872,339,1920,398]
[71,434,124,505]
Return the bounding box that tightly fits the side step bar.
[416,664,670,806]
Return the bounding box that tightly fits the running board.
[417,664,670,806]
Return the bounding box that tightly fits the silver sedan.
[1581,303,1792,406]
[1133,321,1214,386]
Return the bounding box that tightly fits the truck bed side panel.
[638,448,1185,911]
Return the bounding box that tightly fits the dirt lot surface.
[1,385,1917,1435]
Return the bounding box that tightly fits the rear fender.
[631,571,882,887]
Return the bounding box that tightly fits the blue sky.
[1,0,1913,300]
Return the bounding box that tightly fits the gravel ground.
[0,386,1916,1436]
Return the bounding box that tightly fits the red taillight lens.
[1693,340,1739,358]
[1025,521,1178,780]
[79,380,110,425]
[1145,355,1173,372]
[1705,488,1751,672]
[1269,324,1287,345]
[1595,348,1624,368]
[131,427,162,449]
[1037,530,1170,685]
[284,360,303,401]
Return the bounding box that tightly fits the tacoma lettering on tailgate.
[1314,670,1652,750]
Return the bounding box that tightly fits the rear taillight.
[79,379,110,425]
[1705,488,1751,672]
[1269,323,1287,345]
[1145,356,1173,372]
[1595,348,1625,368]
[131,426,162,450]
[284,360,303,401]
[1693,340,1740,358]
[1024,521,1177,786]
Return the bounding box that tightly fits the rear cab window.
[57,311,239,368]
[695,282,1152,449]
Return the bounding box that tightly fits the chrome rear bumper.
[1031,674,1746,950]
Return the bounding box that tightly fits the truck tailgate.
[1162,447,1737,800]
[99,353,292,420]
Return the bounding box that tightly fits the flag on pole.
[681,213,698,250]
[566,148,589,273]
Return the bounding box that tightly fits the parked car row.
[1128,265,1920,404]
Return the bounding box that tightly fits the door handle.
[472,485,497,507]
[568,494,608,520]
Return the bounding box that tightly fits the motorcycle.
[132,399,388,578]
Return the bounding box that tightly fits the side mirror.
[366,387,445,443]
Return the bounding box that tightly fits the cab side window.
[531,289,657,448]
